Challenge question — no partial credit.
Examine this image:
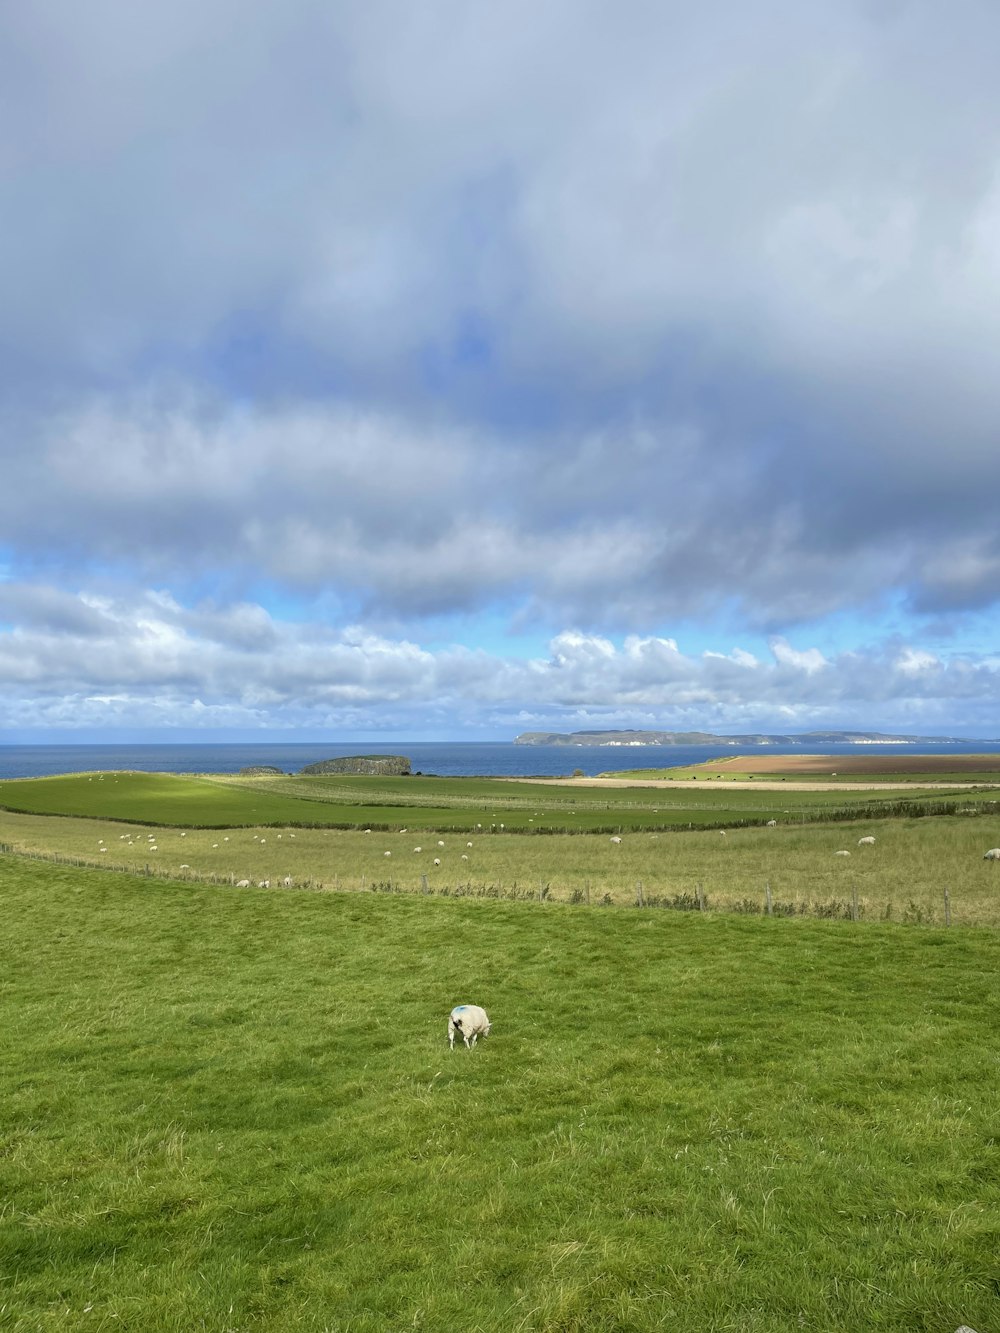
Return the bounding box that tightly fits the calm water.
[0,739,997,781]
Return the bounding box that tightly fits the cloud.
[0,586,997,736]
[3,3,1000,734]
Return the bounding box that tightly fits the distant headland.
[513,729,977,747]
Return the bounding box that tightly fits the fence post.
[421,874,428,894]
[765,881,772,916]
[944,887,951,926]
[851,885,859,923]
[636,881,644,907]
[697,882,704,911]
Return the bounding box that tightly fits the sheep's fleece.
[448,1004,491,1049]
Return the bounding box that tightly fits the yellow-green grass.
[0,769,985,835]
[2,854,999,1331]
[6,807,1000,925]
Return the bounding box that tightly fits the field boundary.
[0,843,971,928]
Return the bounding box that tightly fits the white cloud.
[0,585,998,736]
[769,638,829,674]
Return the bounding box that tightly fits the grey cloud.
[3,2,1000,633]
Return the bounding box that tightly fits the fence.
[0,843,969,927]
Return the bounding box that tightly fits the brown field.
[699,752,1000,776]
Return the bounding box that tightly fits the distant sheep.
[719,830,727,837]
[448,1004,491,1050]
[858,836,876,846]
[834,850,851,857]
[236,879,250,888]
[433,858,441,866]
[257,879,271,888]
[983,848,1000,860]
[282,876,293,887]
[610,835,622,845]
[766,820,777,827]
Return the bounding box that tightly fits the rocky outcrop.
[299,755,411,776]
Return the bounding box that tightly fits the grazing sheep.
[467,841,473,848]
[766,820,777,827]
[384,850,392,857]
[236,879,250,888]
[433,857,441,866]
[448,1004,491,1050]
[719,830,727,837]
[257,878,271,888]
[610,835,622,845]
[834,850,851,857]
[437,840,445,847]
[858,836,876,846]
[282,876,293,887]
[414,846,422,853]
[461,854,468,861]
[983,848,1000,860]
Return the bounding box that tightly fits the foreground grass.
[2,854,999,1331]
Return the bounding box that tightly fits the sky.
[2,0,1000,742]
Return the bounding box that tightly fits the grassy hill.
[2,854,998,1331]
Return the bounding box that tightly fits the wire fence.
[0,843,968,927]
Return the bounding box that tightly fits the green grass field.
[0,770,989,835]
[4,785,1000,923]
[2,854,999,1332]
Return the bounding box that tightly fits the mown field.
[2,855,999,1332]
[605,752,1000,784]
[0,768,989,832]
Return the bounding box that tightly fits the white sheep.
[384,850,392,857]
[766,820,777,827]
[448,1004,491,1050]
[236,879,250,888]
[983,848,1000,860]
[258,878,271,888]
[610,835,622,845]
[433,857,441,866]
[834,850,851,857]
[282,875,293,887]
[858,836,876,846]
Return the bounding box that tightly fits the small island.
[299,755,411,776]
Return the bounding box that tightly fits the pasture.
[2,854,999,1331]
[5,792,1000,924]
[604,751,1000,784]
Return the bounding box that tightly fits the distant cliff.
[513,729,965,747]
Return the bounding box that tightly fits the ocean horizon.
[1,738,998,781]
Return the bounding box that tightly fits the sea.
[0,739,997,781]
